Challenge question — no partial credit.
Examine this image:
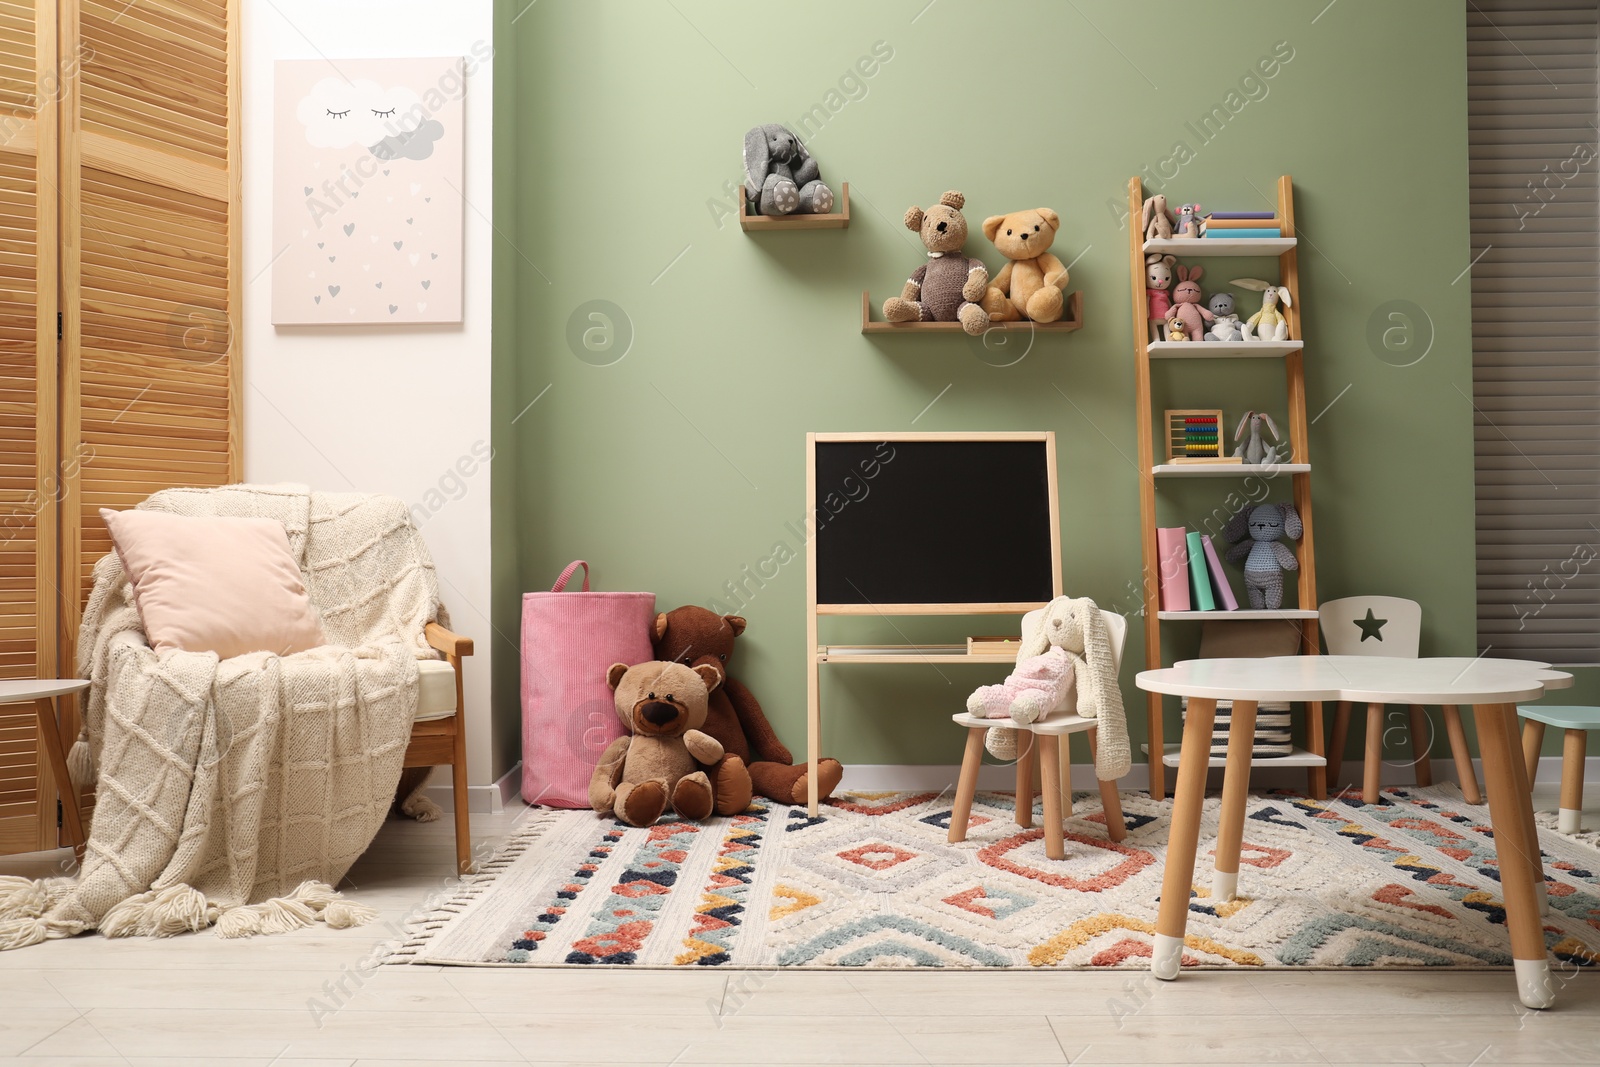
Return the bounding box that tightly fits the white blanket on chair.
[0,485,443,949]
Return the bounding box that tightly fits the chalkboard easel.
[804,431,1063,813]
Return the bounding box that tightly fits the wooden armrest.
[426,622,474,657]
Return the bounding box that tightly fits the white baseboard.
[422,761,523,814]
[840,755,1600,796]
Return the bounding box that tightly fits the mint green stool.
[1518,706,1596,835]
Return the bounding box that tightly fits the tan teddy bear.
[589,660,726,827]
[981,208,1069,323]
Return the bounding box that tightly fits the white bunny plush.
[976,596,1131,781]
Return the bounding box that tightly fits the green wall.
[492,0,1494,778]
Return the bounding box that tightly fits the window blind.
[1468,0,1600,664]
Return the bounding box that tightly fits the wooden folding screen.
[0,0,238,855]
[0,0,59,855]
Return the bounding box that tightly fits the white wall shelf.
[1143,237,1296,257]
[1157,609,1318,621]
[1142,743,1327,769]
[1148,341,1302,359]
[1152,463,1309,477]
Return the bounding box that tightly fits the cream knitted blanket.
[0,485,443,949]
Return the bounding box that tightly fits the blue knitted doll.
[1223,503,1302,610]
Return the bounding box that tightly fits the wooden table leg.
[1521,717,1546,789]
[36,698,85,852]
[1559,729,1587,834]
[1409,705,1434,787]
[1213,700,1257,902]
[1442,705,1481,804]
[948,727,985,844]
[1089,726,1127,843]
[1505,713,1550,917]
[1306,700,1327,800]
[1039,734,1065,860]
[1363,703,1385,803]
[1152,697,1216,981]
[1014,732,1034,828]
[1327,700,1349,792]
[1476,702,1554,1009]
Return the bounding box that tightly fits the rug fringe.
[382,805,570,965]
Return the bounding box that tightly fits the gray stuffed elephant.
[742,124,834,216]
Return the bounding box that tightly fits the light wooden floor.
[0,782,1597,1066]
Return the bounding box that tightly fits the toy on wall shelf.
[1232,278,1292,341]
[1167,264,1213,341]
[981,208,1070,323]
[1223,502,1302,610]
[1206,292,1243,341]
[1233,410,1289,466]
[742,124,834,217]
[882,190,989,335]
[1175,202,1203,238]
[1165,409,1240,464]
[1141,194,1175,240]
[1145,253,1176,340]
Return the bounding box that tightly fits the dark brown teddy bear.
[653,606,843,805]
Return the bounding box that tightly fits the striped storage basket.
[1181,697,1294,758]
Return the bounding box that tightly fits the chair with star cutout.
[1320,596,1480,804]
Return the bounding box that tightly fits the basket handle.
[552,560,590,592]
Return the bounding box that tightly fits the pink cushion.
[101,508,327,659]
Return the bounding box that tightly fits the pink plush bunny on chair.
[966,646,1075,725]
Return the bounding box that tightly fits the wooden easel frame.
[803,431,1063,814]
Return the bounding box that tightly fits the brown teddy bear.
[882,190,990,336]
[589,660,746,827]
[981,208,1070,323]
[653,606,844,806]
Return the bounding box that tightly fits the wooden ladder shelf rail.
[1126,175,1323,800]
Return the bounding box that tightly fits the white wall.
[242,0,498,788]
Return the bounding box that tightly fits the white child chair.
[1320,595,1480,804]
[947,608,1128,860]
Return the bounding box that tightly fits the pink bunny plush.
[966,646,1075,725]
[1168,264,1214,341]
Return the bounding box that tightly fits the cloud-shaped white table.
[1136,656,1573,1009]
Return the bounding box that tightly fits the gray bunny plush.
[742,124,834,216]
[1223,503,1302,610]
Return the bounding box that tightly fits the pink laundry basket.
[521,561,655,807]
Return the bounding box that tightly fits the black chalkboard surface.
[812,436,1058,608]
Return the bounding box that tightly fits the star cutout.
[1355,608,1387,642]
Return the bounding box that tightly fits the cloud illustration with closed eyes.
[296,76,440,159]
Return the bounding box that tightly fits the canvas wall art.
[272,57,465,325]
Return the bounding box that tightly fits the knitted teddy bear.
[979,207,1070,323]
[882,190,990,335]
[967,645,1074,724]
[589,660,728,827]
[653,606,844,805]
[976,597,1131,782]
[1223,503,1302,610]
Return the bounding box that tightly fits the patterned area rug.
[390,786,1600,970]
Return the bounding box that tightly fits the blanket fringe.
[215,880,376,939]
[66,735,95,794]
[0,876,377,948]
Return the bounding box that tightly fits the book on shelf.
[1206,211,1276,220]
[1204,227,1281,239]
[1199,534,1239,611]
[1203,216,1281,229]
[1170,455,1242,465]
[1156,527,1191,612]
[967,636,1021,657]
[1185,531,1216,611]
